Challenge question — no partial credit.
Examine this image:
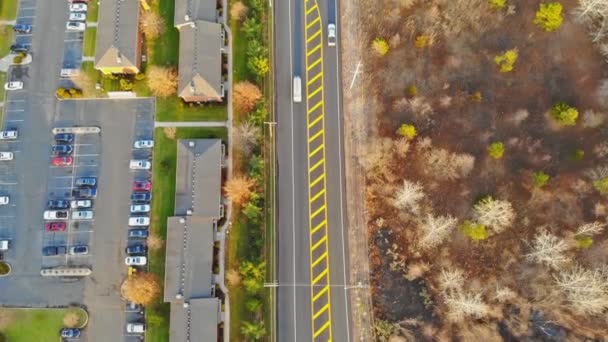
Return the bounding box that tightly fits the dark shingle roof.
[170,298,220,342]
[95,0,141,70]
[174,0,217,27]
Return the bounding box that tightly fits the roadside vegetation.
[83,28,96,57]
[0,0,17,21]
[0,307,88,342]
[347,0,608,340]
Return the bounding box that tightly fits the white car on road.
[66,21,86,31]
[130,204,150,213]
[327,23,336,47]
[72,210,94,220]
[0,131,18,140]
[71,200,92,209]
[133,140,154,149]
[4,81,23,90]
[125,256,147,266]
[128,216,150,226]
[69,3,87,11]
[69,12,86,21]
[43,210,69,220]
[0,196,9,205]
[126,323,145,333]
[0,152,13,161]
[129,160,151,170]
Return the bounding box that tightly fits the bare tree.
[575,221,606,236]
[233,122,260,156]
[473,197,515,233]
[444,292,489,322]
[139,11,166,39]
[146,66,178,98]
[421,147,475,181]
[526,228,569,269]
[554,264,608,315]
[438,268,464,293]
[418,213,458,248]
[393,180,425,212]
[573,0,608,43]
[493,286,517,303]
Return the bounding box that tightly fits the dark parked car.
[72,188,97,198]
[60,328,81,338]
[51,144,73,155]
[10,44,28,53]
[75,176,97,187]
[47,199,69,209]
[125,244,147,255]
[42,246,67,256]
[131,192,151,202]
[128,228,149,238]
[54,133,74,143]
[13,24,32,34]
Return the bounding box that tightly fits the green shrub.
[245,297,263,313]
[56,88,66,98]
[571,148,584,161]
[461,221,487,241]
[488,142,504,159]
[406,84,417,97]
[575,235,593,249]
[494,49,518,73]
[120,79,133,91]
[471,91,482,102]
[593,177,608,194]
[12,55,23,64]
[532,171,550,188]
[396,124,417,140]
[135,73,146,81]
[534,2,563,32]
[0,262,10,275]
[551,102,578,126]
[69,88,77,95]
[489,0,506,9]
[248,56,269,78]
[372,38,389,56]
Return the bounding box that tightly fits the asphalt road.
[275,0,352,341]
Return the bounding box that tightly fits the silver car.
[72,210,94,220]
[327,24,336,47]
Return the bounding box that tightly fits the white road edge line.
[288,0,297,339]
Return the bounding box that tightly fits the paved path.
[0,20,16,25]
[154,120,227,127]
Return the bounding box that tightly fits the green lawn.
[83,27,97,57]
[149,0,180,66]
[0,25,14,58]
[86,0,99,23]
[231,12,253,82]
[0,0,17,20]
[156,97,228,122]
[0,307,88,342]
[147,127,228,342]
[0,71,6,102]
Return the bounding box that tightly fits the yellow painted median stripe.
[307,72,323,87]
[306,16,320,30]
[307,29,321,44]
[310,187,325,203]
[308,85,322,98]
[308,114,324,129]
[308,100,323,114]
[309,144,324,159]
[306,3,316,15]
[309,158,324,174]
[312,251,327,268]
[307,58,322,72]
[308,129,323,143]
[306,43,322,57]
[310,205,326,221]
[311,219,326,235]
[312,268,328,284]
[310,173,324,188]
[311,235,327,253]
[313,321,331,338]
[312,285,330,302]
[313,303,329,320]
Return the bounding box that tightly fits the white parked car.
[133,140,154,149]
[0,196,9,205]
[72,210,94,220]
[125,256,147,266]
[4,81,23,90]
[126,323,145,333]
[66,21,86,31]
[71,200,92,209]
[0,131,18,140]
[43,210,69,220]
[130,204,150,213]
[129,160,151,170]
[0,152,13,161]
[69,12,86,21]
[128,216,150,226]
[69,3,87,11]
[327,23,336,47]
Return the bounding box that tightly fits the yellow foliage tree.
[224,176,256,206]
[494,49,518,73]
[372,38,389,56]
[121,273,161,306]
[534,2,563,32]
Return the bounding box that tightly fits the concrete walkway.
[0,20,16,25]
[154,121,227,128]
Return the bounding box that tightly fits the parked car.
[42,246,67,256]
[48,199,70,209]
[72,188,97,198]
[55,133,74,143]
[75,176,97,187]
[60,328,81,338]
[12,24,32,34]
[128,229,149,238]
[43,210,68,220]
[133,140,154,149]
[125,301,142,312]
[129,160,151,170]
[125,256,147,266]
[9,44,28,53]
[125,244,147,255]
[52,156,72,166]
[66,21,86,31]
[327,23,337,47]
[0,196,9,205]
[69,12,86,21]
[68,0,90,3]
[51,145,73,155]
[0,152,13,161]
[4,81,23,91]
[45,222,66,231]
[69,246,89,255]
[132,180,151,191]
[72,210,94,220]
[70,199,92,209]
[126,323,145,333]
[128,216,149,226]
[0,131,18,140]
[69,3,87,11]
[130,204,150,213]
[130,192,151,202]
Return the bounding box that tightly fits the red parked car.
[52,156,72,166]
[45,222,66,231]
[132,180,151,191]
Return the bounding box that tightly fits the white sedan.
[71,200,92,209]
[4,81,23,91]
[69,3,87,11]
[133,140,154,149]
[66,21,86,31]
[128,216,150,226]
[0,152,13,161]
[72,210,94,220]
[0,196,9,205]
[69,12,86,21]
[125,256,147,266]
[129,160,151,170]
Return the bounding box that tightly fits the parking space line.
[74,154,99,157]
[0,182,17,185]
[6,109,25,112]
[6,120,25,123]
[64,39,82,42]
[17,16,35,19]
